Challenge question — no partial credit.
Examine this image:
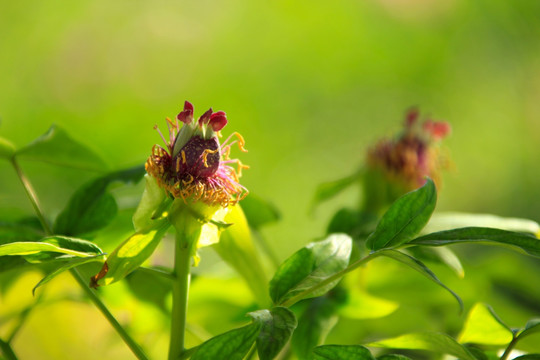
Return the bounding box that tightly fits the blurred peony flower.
[367,108,450,192]
[146,101,248,207]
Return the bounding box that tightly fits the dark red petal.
[177,101,194,124]
[198,108,213,126]
[405,108,419,127]
[423,120,450,140]
[209,111,228,131]
[183,100,194,113]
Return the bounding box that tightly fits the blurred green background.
[1,0,540,359]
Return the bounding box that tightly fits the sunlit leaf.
[366,179,436,251]
[0,236,103,257]
[33,255,105,294]
[366,332,477,360]
[269,234,352,306]
[191,322,262,360]
[338,288,398,320]
[214,204,270,306]
[424,212,540,235]
[53,165,146,236]
[311,172,361,210]
[249,307,297,360]
[380,250,462,311]
[410,227,540,257]
[292,290,346,359]
[240,193,281,229]
[15,125,108,171]
[91,222,170,287]
[458,303,513,346]
[132,174,170,232]
[0,136,15,159]
[312,345,375,360]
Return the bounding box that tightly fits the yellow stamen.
[181,150,187,164]
[182,174,194,186]
[202,148,219,168]
[233,132,248,152]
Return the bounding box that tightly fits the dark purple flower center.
[176,136,220,179]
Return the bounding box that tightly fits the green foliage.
[366,332,477,360]
[269,234,352,306]
[190,322,261,360]
[240,193,281,230]
[53,165,145,236]
[249,307,297,360]
[366,179,436,251]
[91,222,169,287]
[311,345,375,360]
[291,289,346,359]
[377,355,413,360]
[411,227,540,257]
[311,172,361,210]
[32,255,105,295]
[379,249,463,310]
[0,236,102,258]
[15,125,108,171]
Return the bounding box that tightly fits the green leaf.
[326,209,378,239]
[424,212,540,235]
[458,303,513,346]
[0,136,15,159]
[33,255,105,295]
[311,172,361,210]
[312,345,375,360]
[292,290,346,359]
[377,355,413,360]
[366,178,437,251]
[0,236,103,257]
[240,193,281,229]
[407,246,464,278]
[91,222,170,287]
[15,125,108,171]
[518,319,540,339]
[191,322,262,360]
[512,355,540,360]
[366,332,477,360]
[54,165,146,236]
[249,307,297,360]
[125,267,172,311]
[269,234,353,306]
[214,204,270,306]
[410,227,540,257]
[0,222,43,245]
[380,250,463,311]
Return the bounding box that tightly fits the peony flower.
[145,101,248,207]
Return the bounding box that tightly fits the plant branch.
[0,338,18,360]
[500,336,519,360]
[10,157,52,235]
[280,251,384,308]
[71,269,149,360]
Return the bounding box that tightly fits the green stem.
[168,231,193,360]
[10,157,53,235]
[500,336,519,360]
[10,156,148,360]
[281,251,383,308]
[0,338,18,360]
